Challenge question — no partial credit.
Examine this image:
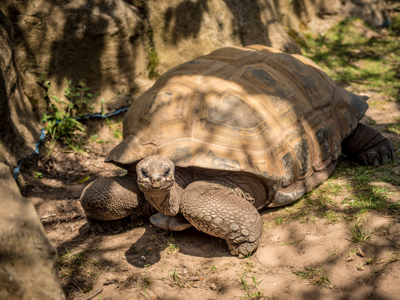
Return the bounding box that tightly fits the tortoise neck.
[143,181,183,216]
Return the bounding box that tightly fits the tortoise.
[81,45,395,257]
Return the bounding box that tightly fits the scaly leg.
[180,180,263,258]
[342,123,395,166]
[80,174,155,232]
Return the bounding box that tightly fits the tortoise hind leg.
[80,174,155,232]
[180,180,263,258]
[342,123,395,166]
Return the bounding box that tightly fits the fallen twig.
[79,287,103,300]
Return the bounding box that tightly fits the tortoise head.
[136,156,178,215]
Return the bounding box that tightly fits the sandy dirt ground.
[15,94,400,300]
[12,22,400,297]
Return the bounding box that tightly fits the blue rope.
[12,107,129,180]
[75,107,129,120]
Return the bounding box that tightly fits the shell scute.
[107,45,368,189]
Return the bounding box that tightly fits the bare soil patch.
[15,102,400,300]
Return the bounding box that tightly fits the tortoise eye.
[163,168,170,177]
[141,169,149,177]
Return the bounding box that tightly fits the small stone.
[141,255,146,261]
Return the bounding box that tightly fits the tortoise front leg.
[80,174,155,232]
[180,180,263,258]
[342,123,395,166]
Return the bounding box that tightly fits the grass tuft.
[348,221,372,244]
[298,18,400,101]
[292,266,331,288]
[58,248,102,294]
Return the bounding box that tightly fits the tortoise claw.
[373,158,379,167]
[358,139,395,166]
[342,124,395,167]
[382,154,389,165]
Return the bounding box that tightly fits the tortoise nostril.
[151,175,162,183]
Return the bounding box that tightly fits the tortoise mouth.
[138,180,174,192]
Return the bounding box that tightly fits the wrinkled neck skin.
[133,156,193,216]
[125,171,157,217]
[141,181,183,216]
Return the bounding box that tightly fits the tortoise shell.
[106,45,368,193]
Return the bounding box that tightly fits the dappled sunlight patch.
[300,18,400,102]
[385,122,400,134]
[58,248,103,296]
[18,13,400,300]
[292,266,331,288]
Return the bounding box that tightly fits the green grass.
[38,77,102,155]
[65,140,87,154]
[165,243,179,254]
[376,253,399,272]
[348,221,372,244]
[210,265,219,273]
[332,161,400,217]
[385,122,400,134]
[272,155,399,230]
[58,248,101,278]
[239,275,266,300]
[273,179,339,225]
[89,133,110,144]
[344,186,396,214]
[323,211,340,224]
[340,166,399,216]
[58,248,101,293]
[164,232,180,254]
[105,118,124,140]
[146,26,160,79]
[327,247,339,259]
[365,256,377,265]
[299,18,400,101]
[292,266,330,288]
